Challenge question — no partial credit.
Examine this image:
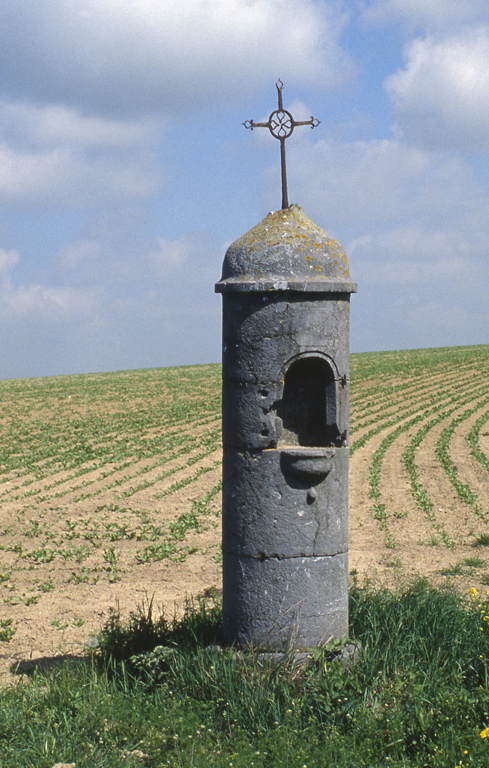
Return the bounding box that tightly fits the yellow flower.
[480,727,489,739]
[470,588,479,597]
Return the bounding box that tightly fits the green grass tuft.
[474,534,489,548]
[2,580,489,766]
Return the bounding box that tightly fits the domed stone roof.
[216,204,357,293]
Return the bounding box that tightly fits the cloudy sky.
[1,0,488,379]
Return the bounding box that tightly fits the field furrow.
[2,347,489,684]
[348,345,489,588]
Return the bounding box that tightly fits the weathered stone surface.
[222,553,349,650]
[221,295,351,450]
[222,293,352,371]
[216,204,356,651]
[222,447,349,559]
[218,204,356,293]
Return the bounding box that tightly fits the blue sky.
[0,0,488,379]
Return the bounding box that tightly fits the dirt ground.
[1,400,489,687]
[349,401,489,587]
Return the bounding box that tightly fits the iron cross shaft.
[243,79,320,210]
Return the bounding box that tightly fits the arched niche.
[273,355,338,447]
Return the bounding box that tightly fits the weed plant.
[1,348,489,764]
[3,580,489,766]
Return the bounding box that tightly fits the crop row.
[0,365,224,607]
[350,345,489,566]
[1,346,489,603]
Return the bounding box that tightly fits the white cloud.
[385,28,489,150]
[0,247,102,322]
[288,135,486,228]
[1,102,159,148]
[61,241,104,268]
[347,226,480,286]
[362,0,488,29]
[0,247,19,273]
[285,133,489,353]
[149,237,197,276]
[2,284,99,322]
[407,300,474,332]
[0,0,353,117]
[349,224,474,261]
[0,101,162,205]
[0,240,221,375]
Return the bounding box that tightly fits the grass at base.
[2,580,489,767]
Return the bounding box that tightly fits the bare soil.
[349,397,489,592]
[0,442,223,685]
[1,391,489,688]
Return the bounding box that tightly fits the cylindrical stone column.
[215,204,357,651]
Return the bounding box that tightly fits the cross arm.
[242,81,320,209]
[243,120,271,131]
[292,117,321,129]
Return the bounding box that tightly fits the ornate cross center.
[243,79,320,210]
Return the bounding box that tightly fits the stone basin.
[280,447,335,485]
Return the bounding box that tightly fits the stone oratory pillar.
[215,203,357,650]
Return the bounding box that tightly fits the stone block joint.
[216,204,356,651]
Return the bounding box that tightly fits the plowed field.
[1,345,489,683]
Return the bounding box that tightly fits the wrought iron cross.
[243,79,320,210]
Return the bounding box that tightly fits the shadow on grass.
[2,579,489,767]
[11,653,92,677]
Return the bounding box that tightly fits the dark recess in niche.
[273,357,337,446]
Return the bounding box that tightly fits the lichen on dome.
[217,204,356,292]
